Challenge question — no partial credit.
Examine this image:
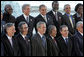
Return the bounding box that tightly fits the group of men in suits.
[1,1,83,56]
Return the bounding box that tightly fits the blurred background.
[1,1,83,18]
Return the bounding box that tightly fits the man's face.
[51,27,57,37]
[64,5,71,14]
[7,25,16,37]
[39,6,47,16]
[20,24,28,35]
[52,2,59,12]
[38,24,46,35]
[60,27,69,37]
[23,6,30,16]
[77,24,83,33]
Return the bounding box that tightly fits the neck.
[7,34,12,38]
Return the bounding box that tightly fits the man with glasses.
[15,21,32,56]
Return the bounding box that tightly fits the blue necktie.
[65,38,68,45]
[42,36,46,48]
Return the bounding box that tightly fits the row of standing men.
[1,1,83,56]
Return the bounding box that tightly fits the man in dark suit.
[32,21,47,56]
[1,42,4,56]
[73,21,83,56]
[15,4,35,37]
[15,22,32,56]
[35,4,54,34]
[56,25,73,56]
[3,4,16,23]
[47,25,59,56]
[1,23,20,56]
[47,1,62,38]
[62,4,75,35]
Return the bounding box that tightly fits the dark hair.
[52,1,59,6]
[39,4,46,10]
[60,25,68,31]
[75,3,83,12]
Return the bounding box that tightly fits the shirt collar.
[40,14,46,18]
[20,32,26,40]
[38,32,43,38]
[23,14,29,20]
[6,34,12,40]
[50,35,54,40]
[52,10,58,15]
[62,35,68,40]
[79,31,83,36]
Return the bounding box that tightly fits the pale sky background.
[17,1,83,10]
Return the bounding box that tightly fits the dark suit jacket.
[73,31,83,56]
[47,10,62,29]
[1,34,20,56]
[3,12,16,23]
[73,13,83,24]
[56,36,73,56]
[35,14,54,34]
[15,14,35,37]
[47,11,62,37]
[31,33,47,56]
[1,42,4,56]
[62,13,75,35]
[46,35,59,56]
[15,33,31,56]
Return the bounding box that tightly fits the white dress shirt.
[6,34,13,47]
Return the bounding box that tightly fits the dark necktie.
[55,12,58,21]
[65,38,68,45]
[26,17,29,23]
[25,36,31,56]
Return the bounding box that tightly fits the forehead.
[8,25,15,29]
[65,5,70,8]
[62,27,68,30]
[22,24,28,27]
[40,24,46,27]
[40,6,47,9]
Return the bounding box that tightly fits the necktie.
[43,16,47,23]
[9,38,13,47]
[53,38,57,46]
[55,12,58,21]
[42,36,46,48]
[25,36,31,56]
[65,38,68,45]
[69,15,74,28]
[26,17,29,23]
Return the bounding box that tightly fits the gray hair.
[76,21,83,28]
[48,25,57,34]
[36,21,46,29]
[4,23,15,32]
[22,4,30,11]
[18,21,28,29]
[64,4,70,10]
[60,25,68,31]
